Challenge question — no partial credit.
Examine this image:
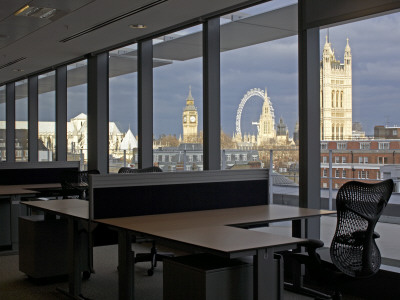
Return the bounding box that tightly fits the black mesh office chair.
[284,179,394,299]
[61,169,100,199]
[118,167,133,173]
[118,165,172,275]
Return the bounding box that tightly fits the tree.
[221,130,236,149]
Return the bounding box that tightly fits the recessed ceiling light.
[13,69,24,72]
[129,24,146,29]
[14,5,57,19]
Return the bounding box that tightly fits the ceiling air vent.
[0,57,27,70]
[59,0,168,43]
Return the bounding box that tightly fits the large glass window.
[153,25,203,172]
[0,85,5,161]
[67,60,88,169]
[220,1,299,189]
[109,44,138,173]
[15,79,28,161]
[38,71,56,161]
[319,11,400,261]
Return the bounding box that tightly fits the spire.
[345,37,351,53]
[323,35,332,57]
[187,85,194,101]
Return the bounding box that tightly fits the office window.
[359,157,362,164]
[153,25,202,172]
[109,44,138,173]
[342,170,346,178]
[337,142,347,150]
[342,156,347,163]
[321,143,327,150]
[323,169,327,177]
[378,156,388,164]
[379,142,389,150]
[220,0,298,180]
[360,142,370,150]
[67,60,88,168]
[393,130,397,136]
[15,79,28,161]
[335,169,340,178]
[0,85,5,161]
[323,9,400,263]
[322,156,327,163]
[335,156,340,163]
[38,71,56,162]
[364,157,368,164]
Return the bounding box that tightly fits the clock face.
[183,116,187,123]
[190,116,196,123]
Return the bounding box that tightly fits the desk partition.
[89,169,269,219]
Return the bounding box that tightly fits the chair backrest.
[118,166,162,173]
[118,167,133,173]
[61,169,100,199]
[330,179,394,278]
[135,166,162,173]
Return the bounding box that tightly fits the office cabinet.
[19,215,68,279]
[163,253,253,300]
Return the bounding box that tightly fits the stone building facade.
[320,37,352,140]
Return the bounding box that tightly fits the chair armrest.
[298,239,324,265]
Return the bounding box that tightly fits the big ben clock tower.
[182,86,198,143]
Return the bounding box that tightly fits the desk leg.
[253,248,283,300]
[118,230,134,300]
[69,217,82,296]
[10,195,20,250]
[57,217,83,299]
[292,219,305,239]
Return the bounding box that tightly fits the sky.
[13,1,400,139]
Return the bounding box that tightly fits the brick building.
[320,140,400,188]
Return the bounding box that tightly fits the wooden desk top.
[96,205,335,233]
[22,200,333,255]
[146,226,304,256]
[22,199,88,219]
[0,183,61,196]
[96,205,333,255]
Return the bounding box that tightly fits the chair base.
[135,251,174,276]
[284,282,333,300]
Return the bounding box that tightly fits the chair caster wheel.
[82,271,91,280]
[147,269,154,276]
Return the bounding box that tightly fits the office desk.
[0,183,62,250]
[22,200,334,300]
[98,205,334,300]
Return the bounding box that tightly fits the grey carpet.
[1,243,312,300]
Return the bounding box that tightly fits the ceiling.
[0,0,297,88]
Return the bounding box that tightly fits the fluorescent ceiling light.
[14,5,30,16]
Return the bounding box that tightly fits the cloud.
[68,9,400,139]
